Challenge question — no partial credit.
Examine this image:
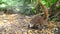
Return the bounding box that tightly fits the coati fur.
[29,0,48,29]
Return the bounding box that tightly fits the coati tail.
[38,0,48,20]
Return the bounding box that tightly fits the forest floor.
[0,14,60,34]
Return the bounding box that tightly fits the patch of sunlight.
[8,3,12,5]
[16,8,20,11]
[0,4,6,8]
[41,1,46,5]
[2,0,6,2]
[3,14,6,17]
[0,21,5,26]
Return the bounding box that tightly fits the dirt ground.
[0,14,60,34]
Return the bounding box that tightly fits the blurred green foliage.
[0,0,60,15]
[0,0,60,21]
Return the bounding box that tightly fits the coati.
[28,0,48,29]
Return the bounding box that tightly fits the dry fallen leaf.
[17,30,22,34]
[35,30,42,34]
[46,21,55,29]
[45,29,53,34]
[56,22,60,27]
[28,30,34,34]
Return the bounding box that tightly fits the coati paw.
[28,24,40,29]
[28,24,34,28]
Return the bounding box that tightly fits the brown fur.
[29,0,48,27]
